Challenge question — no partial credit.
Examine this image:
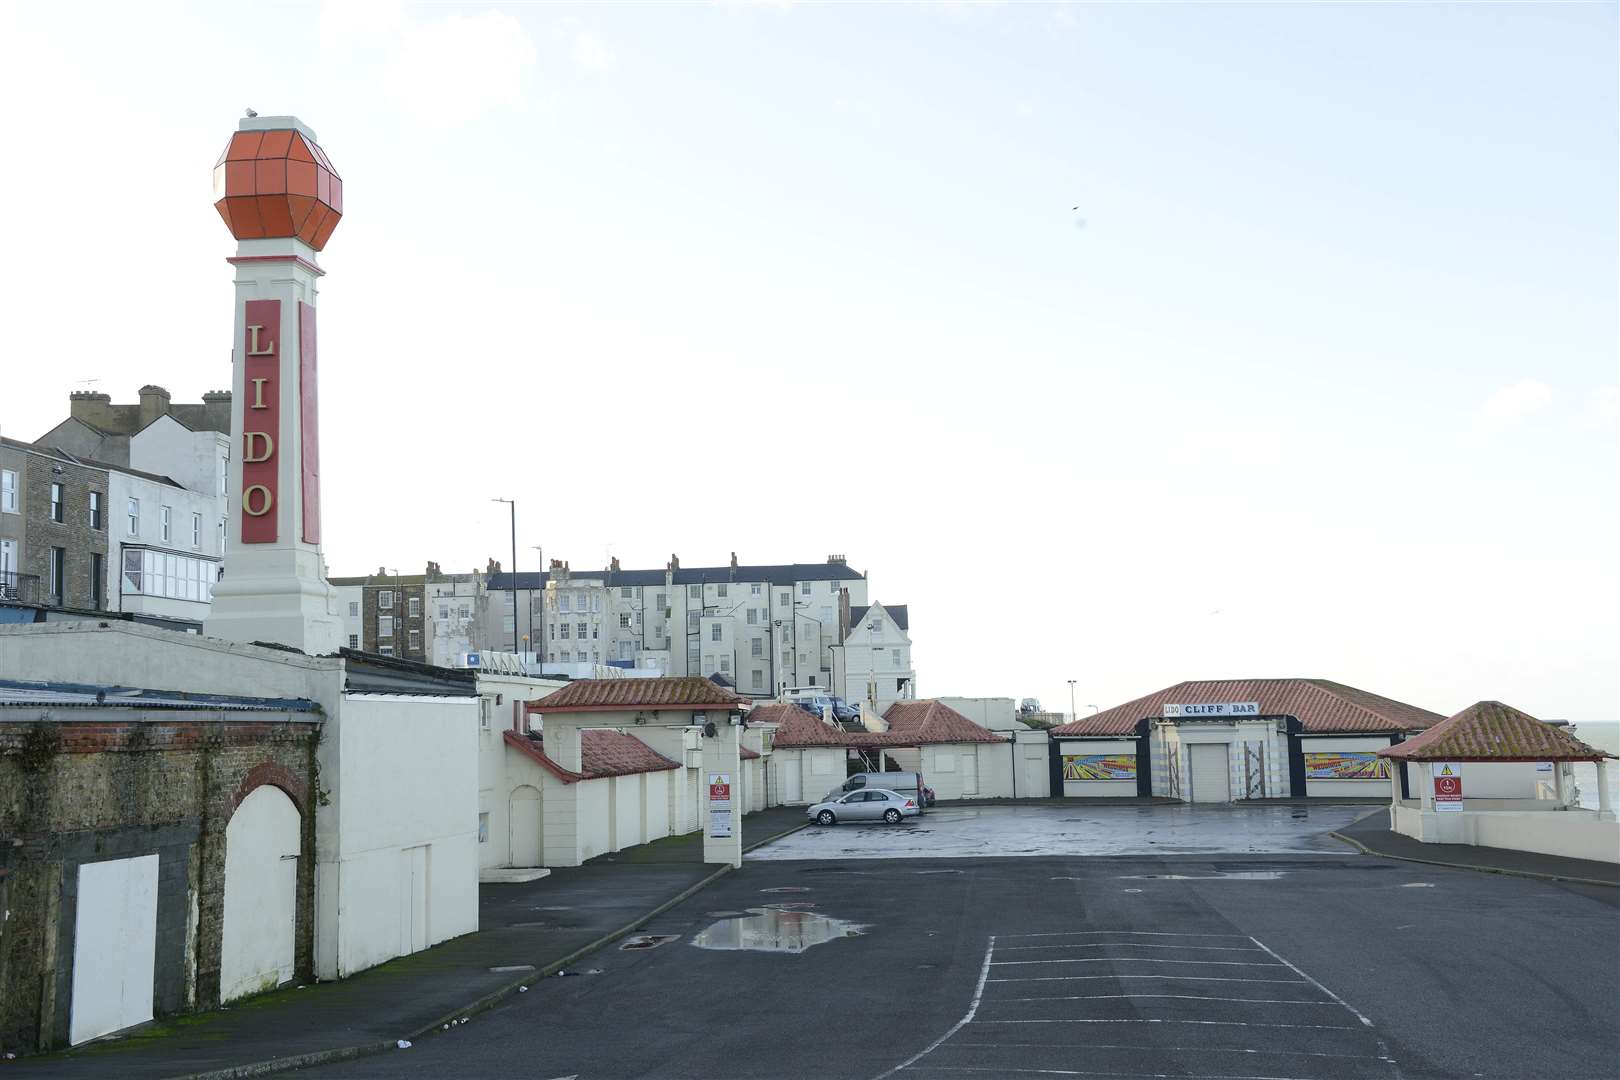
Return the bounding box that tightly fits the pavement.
[1332,806,1620,886]
[752,800,1378,860]
[284,849,1620,1080]
[6,806,807,1080]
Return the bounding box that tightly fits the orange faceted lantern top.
[213,127,343,250]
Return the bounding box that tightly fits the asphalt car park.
[294,808,1620,1080]
[756,801,1378,860]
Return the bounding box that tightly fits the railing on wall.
[0,571,41,603]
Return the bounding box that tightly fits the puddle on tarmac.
[1117,871,1288,881]
[690,907,868,953]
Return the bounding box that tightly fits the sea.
[1570,721,1620,811]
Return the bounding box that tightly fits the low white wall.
[1058,739,1139,798]
[1391,803,1619,864]
[576,778,612,863]
[645,769,671,840]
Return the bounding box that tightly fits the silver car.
[807,787,921,826]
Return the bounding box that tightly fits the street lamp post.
[1068,679,1077,725]
[492,498,518,656]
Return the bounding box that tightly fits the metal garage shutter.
[1188,744,1231,803]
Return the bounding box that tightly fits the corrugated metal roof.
[0,678,319,713]
[1380,701,1615,762]
[529,677,747,713]
[1052,678,1444,737]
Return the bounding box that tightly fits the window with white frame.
[655,592,666,609]
[439,604,449,619]
[160,505,172,542]
[746,608,757,625]
[458,604,469,618]
[560,623,571,639]
[893,647,902,665]
[0,469,16,513]
[408,629,421,651]
[719,656,730,672]
[89,491,103,530]
[0,538,15,578]
[619,613,632,628]
[49,483,63,523]
[378,615,394,637]
[591,623,599,639]
[711,624,722,642]
[191,512,201,547]
[575,621,586,638]
[620,586,632,599]
[349,601,359,616]
[688,584,700,600]
[120,548,218,602]
[348,634,359,648]
[717,583,728,598]
[751,638,763,658]
[750,582,761,595]
[379,590,394,609]
[752,670,764,690]
[779,591,790,606]
[703,653,714,671]
[379,645,394,656]
[559,593,570,612]
[408,596,421,618]
[687,613,699,631]
[478,812,489,843]
[801,582,811,596]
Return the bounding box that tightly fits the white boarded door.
[508,785,542,867]
[960,752,979,797]
[221,785,300,1003]
[71,854,159,1045]
[1189,744,1232,803]
[401,846,430,954]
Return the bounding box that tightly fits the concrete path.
[1334,806,1619,886]
[8,807,805,1080]
[751,801,1377,860]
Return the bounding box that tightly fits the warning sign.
[708,773,732,805]
[707,773,734,838]
[1432,762,1463,812]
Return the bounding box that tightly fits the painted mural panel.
[1063,754,1137,781]
[1303,751,1391,780]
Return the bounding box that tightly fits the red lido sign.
[241,299,280,543]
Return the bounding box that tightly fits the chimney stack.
[610,556,621,573]
[668,554,680,571]
[137,384,171,429]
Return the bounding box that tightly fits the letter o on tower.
[243,484,275,517]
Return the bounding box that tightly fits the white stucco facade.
[837,602,915,714]
[106,464,223,621]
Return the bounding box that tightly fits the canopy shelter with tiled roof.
[1380,701,1614,763]
[1377,702,1617,857]
[883,700,1005,744]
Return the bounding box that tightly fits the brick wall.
[20,454,107,609]
[364,581,427,661]
[0,709,320,1055]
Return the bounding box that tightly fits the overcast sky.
[1,2,1614,721]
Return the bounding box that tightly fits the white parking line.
[952,1041,1394,1061]
[967,1020,1363,1031]
[987,975,1311,984]
[892,1069,1323,1079]
[871,935,998,1080]
[995,942,1264,953]
[984,995,1352,1009]
[998,930,1251,939]
[991,958,1286,967]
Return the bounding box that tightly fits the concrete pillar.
[1554,763,1567,807]
[1596,759,1614,820]
[1418,762,1435,811]
[701,718,743,868]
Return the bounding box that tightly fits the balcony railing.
[0,571,42,604]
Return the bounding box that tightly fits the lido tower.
[202,115,344,653]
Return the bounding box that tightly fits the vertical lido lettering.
[240,300,281,543]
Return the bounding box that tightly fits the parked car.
[794,695,860,723]
[807,788,920,825]
[827,771,926,809]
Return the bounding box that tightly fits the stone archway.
[508,784,543,867]
[221,784,301,1002]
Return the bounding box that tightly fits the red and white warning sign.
[708,776,732,804]
[708,772,733,838]
[1432,762,1463,811]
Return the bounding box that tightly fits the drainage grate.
[620,934,680,951]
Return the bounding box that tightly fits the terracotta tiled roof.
[1380,701,1614,762]
[1052,679,1444,737]
[883,700,1004,744]
[502,729,680,784]
[753,703,912,750]
[740,745,761,760]
[529,676,748,713]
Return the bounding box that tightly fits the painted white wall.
[508,784,543,866]
[106,467,222,620]
[840,602,915,713]
[611,774,642,851]
[576,778,612,863]
[330,694,478,978]
[70,854,159,1045]
[130,415,230,509]
[220,785,300,1002]
[1391,803,1620,863]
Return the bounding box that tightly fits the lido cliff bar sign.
[241,299,280,543]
